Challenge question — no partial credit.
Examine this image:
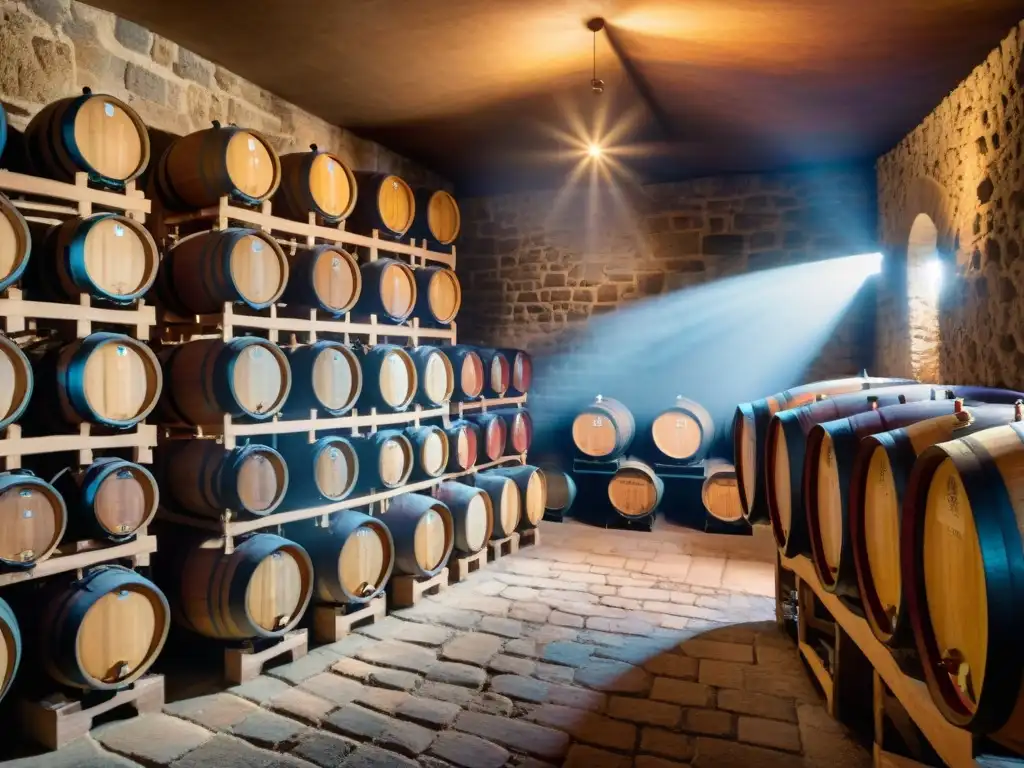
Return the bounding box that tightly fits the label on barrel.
[332,257,341,269]
[22,509,32,519]
[676,419,686,429]
[593,417,603,427]
[104,102,115,117]
[19,489,31,498]
[248,138,257,152]
[114,224,124,237]
[252,240,263,252]
[116,345,127,357]
[939,475,965,538]
[329,448,339,460]
[117,524,130,533]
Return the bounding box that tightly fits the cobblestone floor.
[9,522,870,767]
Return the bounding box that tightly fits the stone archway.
[907,213,941,382]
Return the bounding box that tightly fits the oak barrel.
[414,188,461,245]
[733,375,916,525]
[413,267,461,325]
[283,341,361,417]
[159,228,289,314]
[409,345,454,407]
[158,337,291,425]
[53,458,157,542]
[404,425,450,480]
[539,466,576,517]
[651,397,715,463]
[0,332,33,430]
[468,412,507,463]
[173,533,313,639]
[471,473,521,539]
[502,349,533,396]
[25,89,149,188]
[352,431,413,492]
[0,192,32,293]
[443,420,479,472]
[0,597,20,704]
[379,493,453,577]
[608,458,664,519]
[161,441,289,518]
[279,244,360,316]
[284,511,394,605]
[436,481,493,553]
[496,408,533,455]
[278,434,358,509]
[702,460,743,524]
[39,565,169,690]
[352,258,417,323]
[156,121,280,208]
[442,346,484,401]
[572,396,635,460]
[357,344,417,412]
[349,172,416,238]
[273,145,357,223]
[0,470,66,568]
[486,465,546,530]
[477,348,511,398]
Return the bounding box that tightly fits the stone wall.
[0,0,443,185]
[876,21,1024,386]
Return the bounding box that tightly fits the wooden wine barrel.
[572,396,635,460]
[159,229,289,314]
[352,258,417,323]
[471,474,521,539]
[502,349,533,396]
[851,402,1021,648]
[156,121,280,209]
[404,425,449,480]
[173,533,313,639]
[380,493,453,577]
[0,596,21,704]
[539,466,576,517]
[284,511,394,604]
[477,348,510,398]
[413,267,461,325]
[161,441,289,518]
[0,333,33,430]
[495,408,533,455]
[442,346,484,401]
[25,89,149,188]
[436,482,493,553]
[468,413,507,463]
[158,337,291,425]
[349,172,416,238]
[733,375,916,525]
[53,458,157,542]
[608,458,664,519]
[40,333,162,429]
[486,465,546,530]
[279,244,360,316]
[283,341,361,417]
[278,435,358,509]
[37,214,159,305]
[39,565,169,690]
[409,346,454,407]
[352,431,413,492]
[273,145,357,223]
[0,192,32,293]
[651,397,715,463]
[357,344,417,412]
[0,471,66,568]
[702,460,744,524]
[443,420,478,472]
[414,188,461,245]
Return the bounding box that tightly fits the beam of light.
[923,256,944,297]
[588,143,603,159]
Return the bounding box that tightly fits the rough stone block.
[174,48,213,86]
[94,713,212,765]
[164,692,258,730]
[326,704,435,757]
[564,744,632,767]
[607,695,681,728]
[717,689,797,722]
[299,672,365,706]
[698,660,745,689]
[489,653,536,676]
[114,17,151,52]
[455,711,570,761]
[343,744,419,767]
[356,640,438,673]
[357,618,452,647]
[369,668,421,691]
[395,696,461,728]
[737,716,802,752]
[125,62,167,103]
[355,686,410,714]
[526,704,636,751]
[230,710,308,749]
[644,654,699,679]
[681,639,754,663]
[269,687,336,724]
[441,632,504,666]
[430,731,510,768]
[289,731,358,767]
[692,736,804,768]
[478,616,523,638]
[169,733,291,768]
[575,659,651,693]
[418,680,475,706]
[680,707,734,737]
[470,691,515,716]
[426,660,488,688]
[640,727,696,760]
[490,674,549,703]
[650,677,714,707]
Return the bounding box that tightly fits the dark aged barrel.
[39,566,169,690]
[486,465,546,530]
[901,422,1024,736]
[702,460,744,524]
[349,172,416,238]
[278,435,358,509]
[0,471,66,568]
[352,431,413,492]
[156,121,280,209]
[651,397,715,463]
[442,346,484,401]
[357,344,417,412]
[572,396,635,460]
[436,482,493,553]
[444,420,479,472]
[352,258,417,323]
[734,375,916,525]
[852,402,1022,648]
[158,337,291,425]
[380,493,453,577]
[539,466,576,518]
[468,413,507,463]
[53,458,157,542]
[0,193,32,293]
[413,267,461,326]
[409,346,454,408]
[472,474,520,539]
[0,333,33,430]
[502,349,533,396]
[413,188,461,245]
[273,145,357,223]
[159,229,289,314]
[25,89,150,188]
[496,408,533,455]
[404,425,449,481]
[36,214,159,305]
[477,348,510,398]
[161,441,289,518]
[284,511,394,605]
[173,533,313,639]
[0,596,21,704]
[280,244,360,316]
[283,341,361,417]
[608,458,664,519]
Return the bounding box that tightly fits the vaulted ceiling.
[92,0,1024,193]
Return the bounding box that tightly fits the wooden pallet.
[0,533,156,588]
[390,568,450,608]
[312,595,387,642]
[519,527,541,548]
[488,533,520,561]
[18,674,164,750]
[449,548,488,583]
[450,394,527,418]
[224,629,308,685]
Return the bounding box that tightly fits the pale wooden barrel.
[273,145,357,223]
[352,431,414,492]
[0,596,21,704]
[280,245,360,316]
[468,413,507,463]
[349,172,416,238]
[650,397,714,463]
[442,346,484,401]
[409,346,454,407]
[608,459,663,518]
[0,470,67,568]
[414,189,461,245]
[486,465,546,529]
[477,348,511,397]
[380,493,454,577]
[502,349,533,396]
[404,425,450,480]
[701,460,743,523]
[573,396,635,459]
[436,481,493,553]
[284,341,362,417]
[0,192,32,293]
[352,258,417,323]
[443,420,479,472]
[53,458,157,542]
[0,333,33,430]
[278,434,358,509]
[472,474,520,538]
[358,344,417,412]
[413,267,461,325]
[497,408,533,455]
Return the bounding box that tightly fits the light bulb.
[588,144,602,158]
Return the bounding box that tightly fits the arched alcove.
[907,213,941,382]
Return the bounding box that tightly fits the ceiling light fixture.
[587,17,605,94]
